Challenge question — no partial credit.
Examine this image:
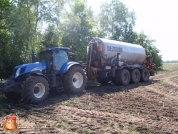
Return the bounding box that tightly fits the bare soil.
[0,63,178,134]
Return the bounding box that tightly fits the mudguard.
[60,61,81,74]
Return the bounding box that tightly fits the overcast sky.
[88,0,178,61]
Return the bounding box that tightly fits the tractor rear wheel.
[63,66,86,93]
[21,76,49,103]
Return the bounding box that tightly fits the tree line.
[163,60,178,63]
[0,0,162,79]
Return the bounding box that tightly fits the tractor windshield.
[39,50,52,62]
[53,50,68,70]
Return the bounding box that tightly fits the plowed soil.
[0,63,178,134]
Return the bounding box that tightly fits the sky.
[88,0,178,61]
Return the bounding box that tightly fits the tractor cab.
[39,47,70,73]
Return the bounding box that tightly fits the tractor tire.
[63,65,86,93]
[97,77,110,85]
[130,69,141,84]
[21,76,49,103]
[140,68,150,82]
[4,92,22,101]
[115,69,130,86]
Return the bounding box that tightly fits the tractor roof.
[40,47,70,52]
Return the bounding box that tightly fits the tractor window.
[53,50,68,71]
[39,50,52,61]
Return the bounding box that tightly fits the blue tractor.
[0,47,86,103]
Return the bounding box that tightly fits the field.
[0,63,178,134]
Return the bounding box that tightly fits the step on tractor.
[0,38,156,103]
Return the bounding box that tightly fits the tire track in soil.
[137,75,178,134]
[148,75,178,103]
[49,90,178,134]
[163,75,178,88]
[116,87,178,134]
[27,115,77,134]
[49,79,178,134]
[27,105,144,133]
[141,91,178,134]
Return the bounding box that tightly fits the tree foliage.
[61,0,98,61]
[135,32,162,67]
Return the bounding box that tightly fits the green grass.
[130,125,138,132]
[58,121,68,129]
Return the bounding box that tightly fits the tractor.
[0,47,86,103]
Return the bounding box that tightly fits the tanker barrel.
[90,38,146,65]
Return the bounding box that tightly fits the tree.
[98,0,136,42]
[61,0,98,61]
[0,0,13,79]
[135,32,162,68]
[0,0,66,79]
[42,25,61,47]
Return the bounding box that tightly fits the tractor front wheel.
[21,76,49,103]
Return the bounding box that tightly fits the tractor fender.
[60,61,82,74]
[27,72,50,83]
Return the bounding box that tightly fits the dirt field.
[0,63,178,134]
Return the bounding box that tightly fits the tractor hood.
[13,62,46,78]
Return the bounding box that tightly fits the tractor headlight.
[15,68,21,78]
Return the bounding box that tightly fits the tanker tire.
[97,77,109,85]
[130,69,141,84]
[4,92,22,101]
[63,66,86,93]
[141,68,150,82]
[21,76,49,104]
[115,69,130,86]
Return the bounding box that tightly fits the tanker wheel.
[141,68,150,82]
[63,65,86,93]
[21,76,49,103]
[4,92,22,101]
[115,69,130,86]
[97,77,110,85]
[130,69,141,84]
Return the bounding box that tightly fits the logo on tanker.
[107,46,123,53]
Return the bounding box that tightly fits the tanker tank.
[91,38,146,65]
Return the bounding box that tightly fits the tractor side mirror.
[68,52,75,61]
